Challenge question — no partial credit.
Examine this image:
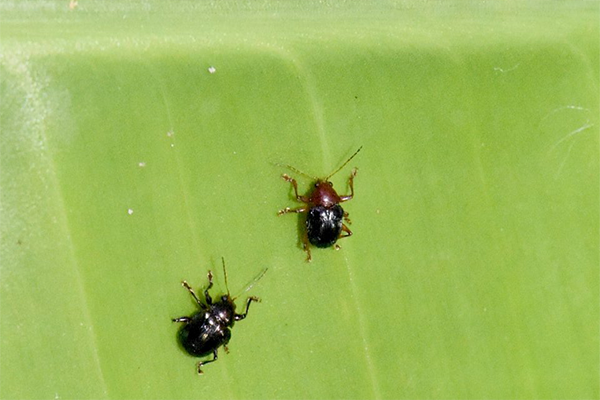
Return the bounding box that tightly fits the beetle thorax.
[309,181,341,208]
[211,296,236,326]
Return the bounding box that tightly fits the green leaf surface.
[1,1,598,399]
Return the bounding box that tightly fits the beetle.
[277,146,362,262]
[172,258,267,375]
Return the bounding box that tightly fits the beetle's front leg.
[181,281,204,308]
[339,168,358,202]
[281,174,310,203]
[204,270,214,305]
[234,296,260,321]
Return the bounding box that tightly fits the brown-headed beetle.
[172,258,267,375]
[278,146,362,262]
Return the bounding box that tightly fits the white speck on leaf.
[127,209,134,215]
[138,162,146,167]
[166,130,174,137]
[494,63,520,73]
[208,66,216,74]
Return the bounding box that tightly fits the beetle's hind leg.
[302,231,312,262]
[338,224,353,239]
[197,349,218,375]
[333,224,353,251]
[172,316,191,323]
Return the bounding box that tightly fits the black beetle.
[277,146,361,262]
[172,258,266,374]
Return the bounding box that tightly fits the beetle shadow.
[173,323,188,352]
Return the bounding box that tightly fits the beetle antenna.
[273,162,318,181]
[221,257,230,296]
[233,268,268,300]
[325,146,362,181]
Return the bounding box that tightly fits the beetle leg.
[181,281,205,308]
[281,174,310,203]
[235,296,260,321]
[197,349,218,375]
[204,270,214,306]
[338,224,353,239]
[277,206,307,216]
[172,316,191,323]
[343,211,352,225]
[339,168,358,202]
[302,232,312,262]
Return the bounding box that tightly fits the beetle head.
[314,180,333,188]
